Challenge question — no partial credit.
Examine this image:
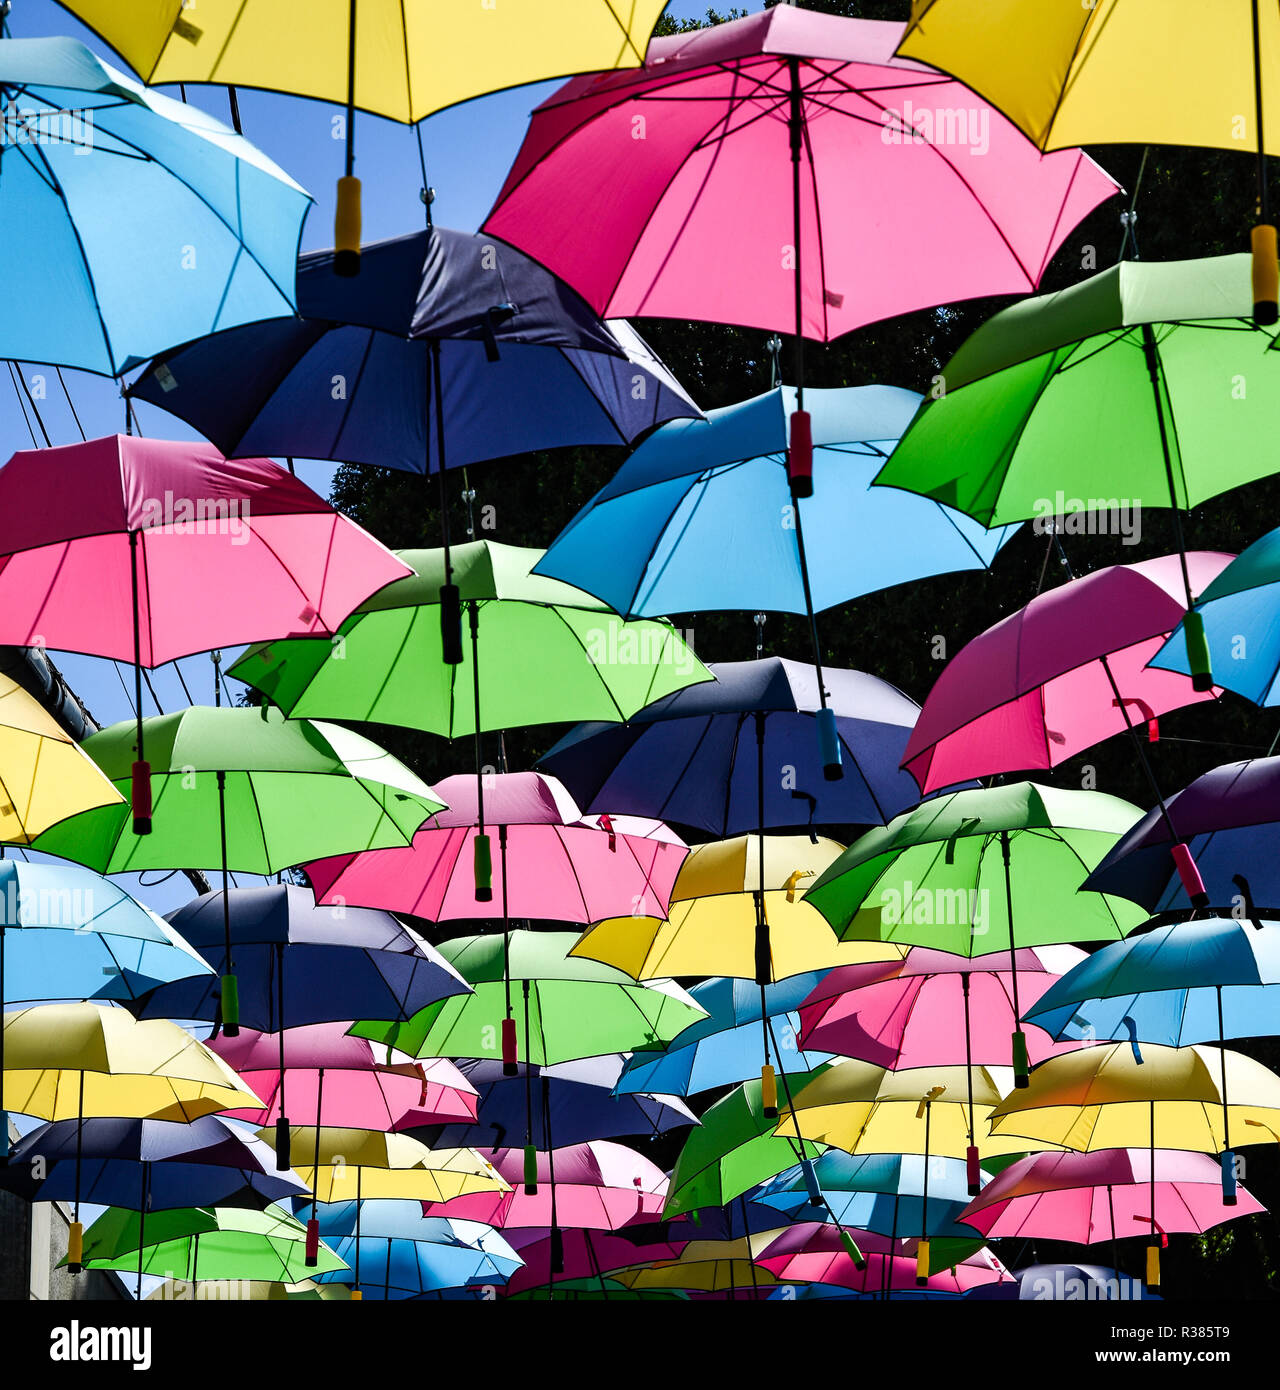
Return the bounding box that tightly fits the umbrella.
[611,1234,794,1295]
[0,36,307,376]
[804,783,1147,1083]
[311,1201,521,1300]
[539,658,925,837]
[147,1278,350,1302]
[210,1023,478,1130]
[964,1262,1159,1302]
[59,1,670,269]
[33,707,445,1036]
[902,553,1230,793]
[534,385,1016,618]
[71,1204,346,1284]
[1151,525,1280,705]
[988,1041,1280,1286]
[0,436,410,836]
[500,1226,687,1299]
[873,253,1280,689]
[419,1055,696,1151]
[956,1149,1264,1267]
[0,673,123,842]
[897,1,1280,321]
[614,973,836,1098]
[1083,755,1280,911]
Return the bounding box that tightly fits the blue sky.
[2,2,759,915]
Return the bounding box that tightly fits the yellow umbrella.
[58,0,669,271]
[0,675,124,843]
[612,1233,791,1294]
[988,1041,1280,1287]
[898,0,1280,321]
[572,834,905,982]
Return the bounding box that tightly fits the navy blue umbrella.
[539,657,925,839]
[128,885,470,1167]
[965,1263,1161,1301]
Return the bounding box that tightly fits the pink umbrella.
[0,435,410,832]
[798,946,1088,1194]
[500,1224,687,1297]
[423,1140,667,1232]
[956,1148,1264,1266]
[207,1022,479,1129]
[305,771,687,923]
[902,553,1232,794]
[755,1222,1011,1294]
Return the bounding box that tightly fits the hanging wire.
[1117,147,1149,263]
[6,363,40,448]
[171,660,196,709]
[415,123,433,228]
[55,368,87,442]
[9,363,50,446]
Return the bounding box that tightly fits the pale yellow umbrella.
[612,1232,793,1294]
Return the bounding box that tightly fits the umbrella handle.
[274,1118,291,1172]
[474,834,493,902]
[1170,843,1210,909]
[787,409,813,499]
[66,1220,83,1275]
[966,1146,982,1196]
[1010,1029,1029,1088]
[304,1217,320,1267]
[760,1064,778,1119]
[523,1143,538,1197]
[1221,1150,1238,1206]
[440,584,463,666]
[915,1237,930,1287]
[131,760,152,836]
[501,1017,519,1076]
[220,974,240,1038]
[838,1228,865,1271]
[815,708,842,782]
[1146,1241,1161,1289]
[1253,223,1278,326]
[1182,610,1215,693]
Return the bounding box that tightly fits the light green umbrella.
[873,253,1280,688]
[33,706,444,1033]
[70,1204,347,1284]
[804,784,1147,1086]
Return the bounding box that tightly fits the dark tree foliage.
[327,3,1280,1295]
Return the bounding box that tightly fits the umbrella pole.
[470,601,492,902]
[544,1077,563,1293]
[275,945,289,1169]
[68,1069,85,1275]
[1147,1100,1161,1289]
[353,1166,362,1301]
[430,336,463,666]
[962,971,980,1193]
[128,531,151,835]
[754,714,777,1122]
[1252,0,1278,324]
[1218,986,1237,1204]
[1000,832,1028,1087]
[522,978,537,1196]
[500,824,517,1073]
[216,771,238,1037]
[334,0,361,276]
[305,1069,324,1268]
[1108,1182,1119,1277]
[137,1162,147,1301]
[918,1101,931,1287]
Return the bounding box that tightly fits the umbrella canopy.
[0,675,123,843]
[484,8,1115,339]
[965,1262,1159,1301]
[541,658,924,836]
[132,228,699,476]
[129,885,469,1030]
[425,1141,668,1231]
[957,1149,1265,1244]
[210,1023,478,1129]
[58,0,669,122]
[1084,756,1280,911]
[501,1226,687,1298]
[1152,526,1280,705]
[231,542,710,738]
[2,1002,260,1123]
[32,706,444,875]
[0,1113,309,1211]
[535,386,1017,617]
[611,1234,794,1294]
[615,973,835,1098]
[420,1055,696,1150]
[1026,916,1280,1047]
[72,1204,346,1282]
[805,783,1147,952]
[0,36,307,376]
[777,1060,1047,1160]
[902,554,1230,793]
[352,932,705,1067]
[0,859,211,1007]
[573,834,904,983]
[664,1072,828,1218]
[311,1201,522,1298]
[0,437,410,667]
[305,773,687,924]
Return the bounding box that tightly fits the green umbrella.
[69,1205,347,1284]
[33,706,444,1034]
[805,783,1147,1087]
[664,1071,829,1219]
[230,540,710,903]
[873,253,1280,688]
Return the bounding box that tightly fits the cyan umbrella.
[0,36,307,376]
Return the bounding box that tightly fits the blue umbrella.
[0,859,211,1005]
[1151,524,1280,703]
[0,37,308,376]
[417,1054,697,1151]
[965,1263,1160,1301]
[309,1199,522,1299]
[535,386,1016,619]
[615,974,834,1098]
[1084,756,1280,911]
[539,657,926,838]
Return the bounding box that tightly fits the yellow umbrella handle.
[1252,224,1278,326]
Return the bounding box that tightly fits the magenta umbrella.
[956,1149,1264,1272]
[500,1225,686,1297]
[903,553,1231,795]
[798,946,1087,1193]
[207,1022,479,1129]
[485,8,1116,767]
[0,435,409,833]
